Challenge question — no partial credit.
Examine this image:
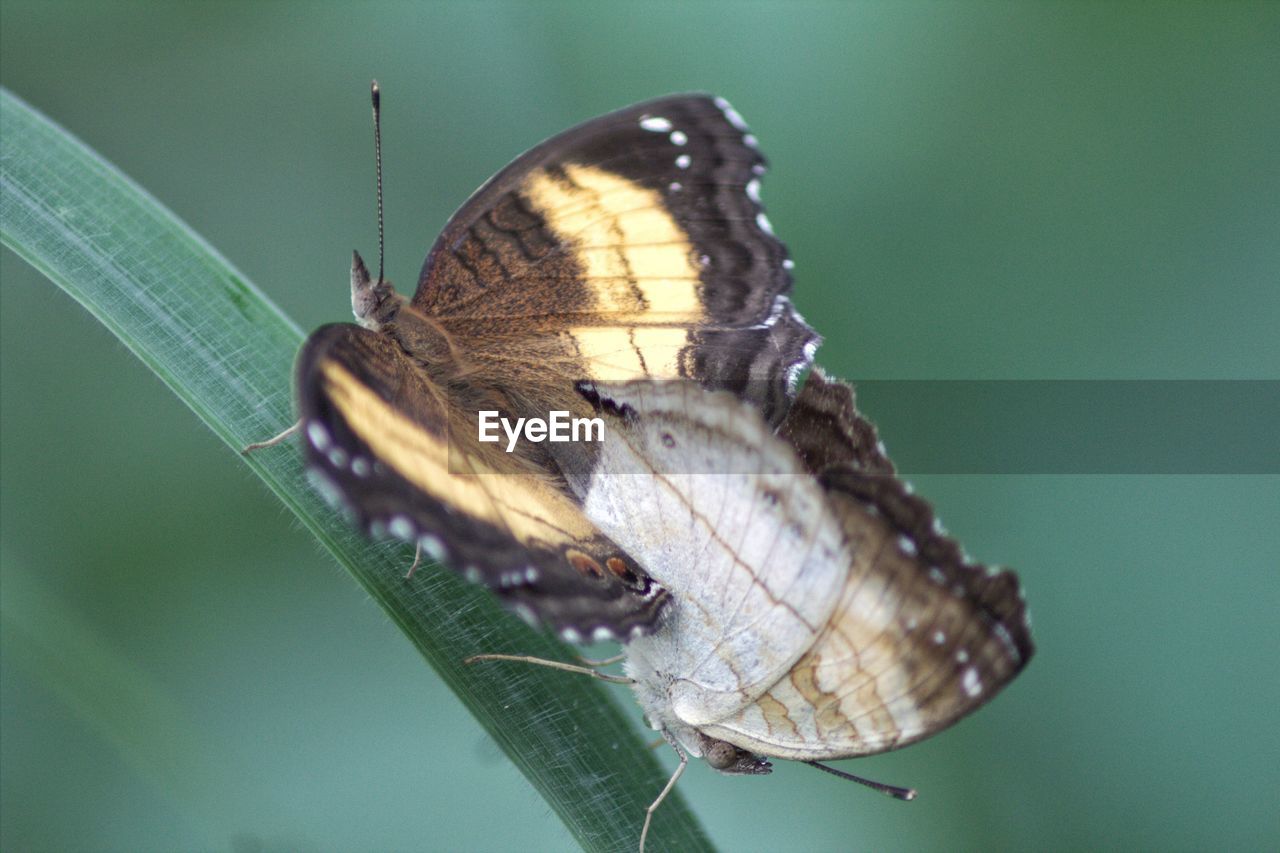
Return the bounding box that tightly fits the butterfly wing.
[778,367,897,477]
[296,324,666,639]
[414,94,816,424]
[565,374,1032,758]
[566,380,850,726]
[292,95,813,640]
[699,374,1034,758]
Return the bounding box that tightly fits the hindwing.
[563,375,1033,760]
[296,325,665,639]
[708,373,1034,756]
[568,380,849,724]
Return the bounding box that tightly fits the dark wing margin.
[787,367,1035,672]
[821,465,1036,679]
[413,94,817,425]
[780,367,897,477]
[294,323,668,640]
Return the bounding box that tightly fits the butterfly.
[283,87,816,640]
[549,371,1033,847]
[263,85,1033,850]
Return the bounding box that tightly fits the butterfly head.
[350,249,399,331]
[700,734,773,776]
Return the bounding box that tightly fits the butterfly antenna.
[806,761,918,801]
[370,79,385,285]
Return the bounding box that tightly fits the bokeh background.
[3,2,1277,850]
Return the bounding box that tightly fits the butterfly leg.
[575,651,626,667]
[640,734,688,853]
[240,420,301,455]
[404,542,423,580]
[464,653,635,685]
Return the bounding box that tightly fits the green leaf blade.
[0,86,712,853]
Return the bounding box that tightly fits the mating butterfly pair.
[260,86,1033,850]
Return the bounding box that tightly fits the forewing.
[414,94,816,423]
[295,323,666,640]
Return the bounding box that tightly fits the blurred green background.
[3,2,1277,850]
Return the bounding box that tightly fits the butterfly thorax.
[350,252,483,391]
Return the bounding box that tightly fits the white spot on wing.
[419,535,446,561]
[388,516,414,541]
[670,130,688,146]
[897,535,917,556]
[963,667,983,697]
[743,133,758,148]
[759,294,789,328]
[306,421,331,452]
[785,361,804,389]
[675,153,691,169]
[668,182,682,192]
[714,96,750,131]
[933,630,946,645]
[746,178,762,203]
[994,623,1020,661]
[782,258,795,271]
[306,468,348,514]
[639,116,672,132]
[591,626,614,643]
[755,212,774,235]
[561,628,583,644]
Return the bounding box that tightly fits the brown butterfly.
[262,85,815,640]
[548,371,1033,848]
[253,85,1032,850]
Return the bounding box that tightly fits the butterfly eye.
[660,432,677,449]
[701,737,772,775]
[704,739,739,770]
